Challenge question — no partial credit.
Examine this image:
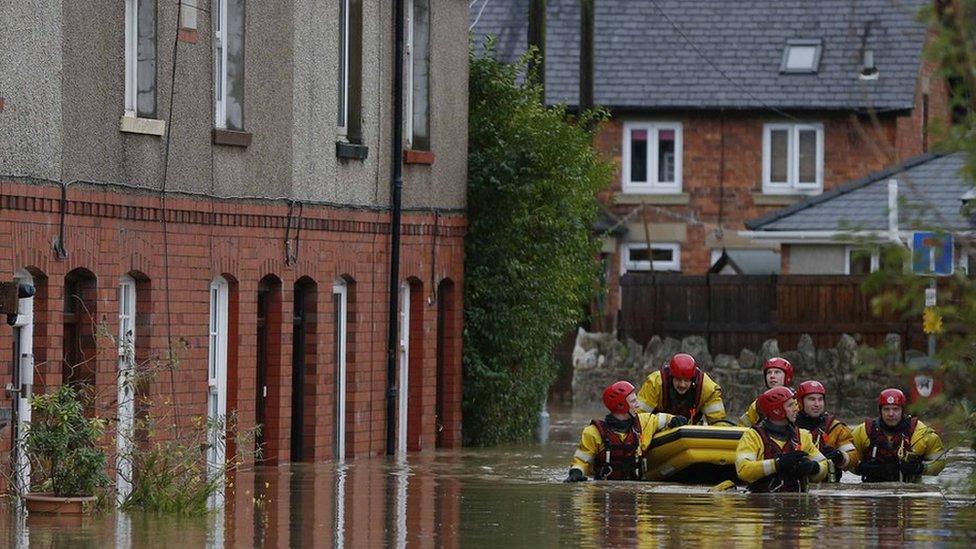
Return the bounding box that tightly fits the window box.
[763,123,823,195]
[622,122,682,194]
[621,243,681,273]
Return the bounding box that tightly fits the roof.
[745,153,976,232]
[470,0,929,112]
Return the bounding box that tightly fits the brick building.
[0,0,469,487]
[472,0,950,329]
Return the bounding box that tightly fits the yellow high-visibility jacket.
[849,418,945,477]
[636,370,727,424]
[737,399,761,427]
[810,416,858,473]
[569,412,675,478]
[735,425,828,484]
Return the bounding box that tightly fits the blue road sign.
[912,231,954,276]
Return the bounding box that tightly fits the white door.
[117,276,136,505]
[332,281,348,460]
[397,282,410,455]
[12,269,34,499]
[207,277,229,506]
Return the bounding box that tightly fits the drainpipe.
[387,0,405,456]
[888,179,900,244]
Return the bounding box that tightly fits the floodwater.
[3,405,975,547]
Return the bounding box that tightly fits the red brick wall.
[0,180,466,465]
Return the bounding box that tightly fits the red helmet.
[668,353,698,379]
[757,386,796,422]
[763,357,794,386]
[603,381,635,414]
[795,380,826,401]
[878,388,907,409]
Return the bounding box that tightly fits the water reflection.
[0,412,972,547]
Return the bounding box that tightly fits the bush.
[25,385,110,497]
[463,41,612,445]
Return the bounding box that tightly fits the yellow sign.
[923,308,944,335]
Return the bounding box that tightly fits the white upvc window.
[124,0,157,118]
[337,0,350,136]
[117,276,136,505]
[206,277,229,504]
[213,0,245,130]
[332,281,348,460]
[405,0,431,150]
[845,246,879,275]
[763,123,824,194]
[622,122,683,193]
[621,243,681,273]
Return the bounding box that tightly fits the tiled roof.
[470,0,928,111]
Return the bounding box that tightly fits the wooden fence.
[618,274,929,355]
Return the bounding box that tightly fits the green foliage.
[463,40,612,445]
[25,385,110,497]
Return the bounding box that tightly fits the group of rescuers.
[566,353,946,492]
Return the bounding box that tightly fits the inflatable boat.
[644,425,748,484]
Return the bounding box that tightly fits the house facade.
[472,0,951,329]
[0,0,469,476]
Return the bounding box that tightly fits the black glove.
[799,458,821,477]
[820,445,845,466]
[775,451,808,474]
[856,459,895,480]
[668,416,689,429]
[564,468,588,483]
[900,456,925,477]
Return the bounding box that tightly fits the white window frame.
[397,282,410,455]
[206,277,229,507]
[332,281,348,461]
[124,0,139,117]
[404,0,415,148]
[621,122,683,194]
[337,0,350,137]
[844,245,880,275]
[621,243,681,273]
[213,0,229,128]
[763,123,824,194]
[117,276,137,505]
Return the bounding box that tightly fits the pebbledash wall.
[0,0,469,466]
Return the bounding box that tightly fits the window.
[621,243,681,273]
[763,123,823,193]
[214,0,245,130]
[124,0,157,118]
[337,0,363,142]
[117,276,136,504]
[845,246,877,275]
[622,122,683,193]
[206,278,229,479]
[780,40,823,74]
[406,0,431,150]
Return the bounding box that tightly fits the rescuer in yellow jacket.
[636,353,727,425]
[735,386,828,492]
[851,388,945,482]
[794,380,858,482]
[566,380,683,481]
[738,357,793,427]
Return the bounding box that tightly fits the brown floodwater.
[3,405,975,547]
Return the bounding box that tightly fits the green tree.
[463,42,611,445]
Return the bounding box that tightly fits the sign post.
[912,232,953,358]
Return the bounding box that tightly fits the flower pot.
[23,492,98,515]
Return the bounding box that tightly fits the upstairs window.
[780,40,823,74]
[214,0,245,130]
[337,0,363,142]
[763,123,823,194]
[406,0,431,150]
[124,0,157,118]
[622,122,682,193]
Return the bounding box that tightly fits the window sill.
[119,116,166,136]
[752,193,809,206]
[336,141,369,160]
[404,150,434,165]
[614,192,689,205]
[212,129,252,148]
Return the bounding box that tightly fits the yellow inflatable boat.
[644,425,748,484]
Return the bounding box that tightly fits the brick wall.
[0,180,465,467]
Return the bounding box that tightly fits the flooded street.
[3,405,975,547]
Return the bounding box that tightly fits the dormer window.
[780,40,823,74]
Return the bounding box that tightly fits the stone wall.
[572,329,912,421]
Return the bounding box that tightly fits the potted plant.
[23,385,109,514]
